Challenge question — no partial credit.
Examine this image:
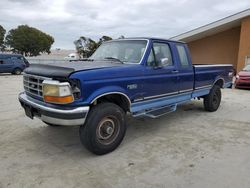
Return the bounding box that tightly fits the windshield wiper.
[104,57,124,64]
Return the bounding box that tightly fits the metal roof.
[170,8,250,42]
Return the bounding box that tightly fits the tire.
[43,121,61,127]
[13,68,22,75]
[79,102,126,155]
[203,85,221,112]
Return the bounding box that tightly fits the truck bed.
[193,64,233,90]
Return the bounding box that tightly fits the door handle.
[172,70,179,73]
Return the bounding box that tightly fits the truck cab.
[18,38,233,155]
[134,39,194,102]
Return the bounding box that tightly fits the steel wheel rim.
[96,116,120,145]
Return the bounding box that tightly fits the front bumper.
[19,92,89,126]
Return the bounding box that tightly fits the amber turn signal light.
[44,95,74,104]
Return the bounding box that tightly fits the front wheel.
[203,85,221,112]
[79,102,126,155]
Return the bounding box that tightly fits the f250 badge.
[127,84,138,90]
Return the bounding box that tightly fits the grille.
[23,74,51,98]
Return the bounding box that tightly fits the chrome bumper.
[19,92,89,126]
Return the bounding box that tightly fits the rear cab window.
[176,44,190,68]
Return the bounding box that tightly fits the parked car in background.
[0,54,30,75]
[64,53,78,61]
[235,65,250,89]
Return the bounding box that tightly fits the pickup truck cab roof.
[110,37,186,44]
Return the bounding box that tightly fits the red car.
[235,65,250,89]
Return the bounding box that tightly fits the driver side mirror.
[153,58,169,69]
[160,58,169,66]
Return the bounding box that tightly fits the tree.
[74,37,98,58]
[0,25,6,51]
[5,25,54,56]
[118,35,125,39]
[97,35,112,47]
[74,35,112,58]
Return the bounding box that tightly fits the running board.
[132,104,177,118]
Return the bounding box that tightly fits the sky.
[0,0,250,49]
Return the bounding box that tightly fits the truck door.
[142,41,179,100]
[175,44,194,93]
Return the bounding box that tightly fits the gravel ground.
[0,74,250,188]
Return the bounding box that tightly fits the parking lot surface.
[0,74,250,188]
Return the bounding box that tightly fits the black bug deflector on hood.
[24,61,125,78]
[24,64,75,78]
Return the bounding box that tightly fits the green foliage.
[5,25,54,56]
[74,35,113,58]
[97,36,113,46]
[0,25,6,51]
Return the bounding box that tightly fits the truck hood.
[24,60,125,78]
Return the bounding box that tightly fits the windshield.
[90,40,147,64]
[243,65,250,71]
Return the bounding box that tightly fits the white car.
[64,53,78,60]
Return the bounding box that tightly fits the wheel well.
[13,67,21,71]
[214,79,224,88]
[92,94,130,112]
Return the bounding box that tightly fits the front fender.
[85,86,131,104]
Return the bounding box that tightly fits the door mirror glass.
[146,42,173,68]
[160,57,170,66]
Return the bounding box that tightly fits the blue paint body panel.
[23,37,234,115]
[193,65,234,89]
[131,92,192,113]
[68,38,233,115]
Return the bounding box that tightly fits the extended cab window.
[147,42,173,67]
[176,45,189,67]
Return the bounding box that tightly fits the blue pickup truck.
[19,38,233,155]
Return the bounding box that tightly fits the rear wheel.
[13,68,22,75]
[79,102,126,155]
[203,85,221,112]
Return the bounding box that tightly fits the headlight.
[42,80,74,104]
[236,75,239,79]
